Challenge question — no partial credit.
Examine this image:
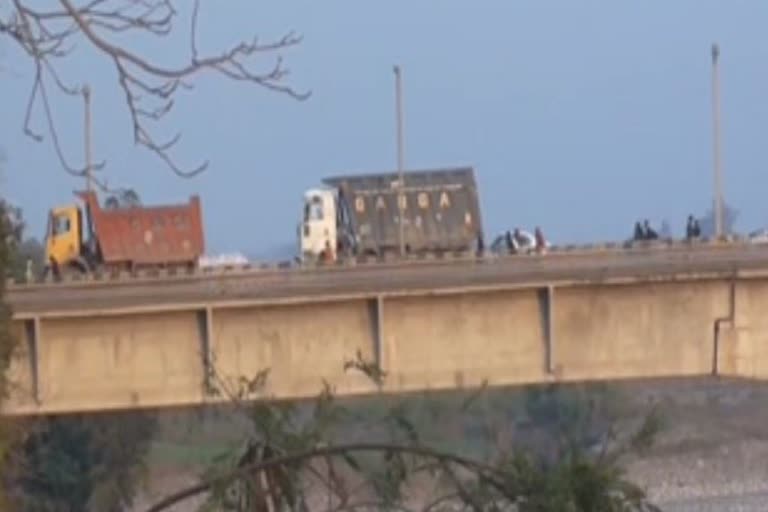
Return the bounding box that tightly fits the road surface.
[8,242,768,316]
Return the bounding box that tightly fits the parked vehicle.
[749,228,768,245]
[489,229,550,255]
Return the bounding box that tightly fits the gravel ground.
[662,492,768,512]
[621,379,768,511]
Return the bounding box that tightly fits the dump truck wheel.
[58,264,82,281]
[56,259,89,281]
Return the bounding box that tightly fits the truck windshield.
[304,197,324,221]
[51,214,71,236]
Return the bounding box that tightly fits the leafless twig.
[144,442,506,512]
[1,0,308,177]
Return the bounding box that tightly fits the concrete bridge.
[6,242,768,416]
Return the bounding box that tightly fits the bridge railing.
[5,233,759,290]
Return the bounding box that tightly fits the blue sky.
[2,1,768,258]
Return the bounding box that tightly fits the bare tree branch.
[144,442,504,512]
[1,0,309,177]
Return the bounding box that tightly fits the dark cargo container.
[323,166,483,255]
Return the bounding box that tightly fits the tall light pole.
[394,65,405,256]
[82,84,97,246]
[711,43,725,239]
[83,84,93,193]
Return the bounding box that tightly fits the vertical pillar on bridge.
[197,307,216,398]
[367,296,386,378]
[23,317,41,405]
[538,286,557,376]
[712,279,736,377]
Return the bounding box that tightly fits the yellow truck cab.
[45,204,84,272]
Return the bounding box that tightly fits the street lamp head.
[712,43,720,61]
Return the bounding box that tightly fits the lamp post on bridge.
[711,43,725,239]
[83,84,93,193]
[394,65,406,257]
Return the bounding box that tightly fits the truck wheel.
[58,262,87,281]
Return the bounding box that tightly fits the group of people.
[685,215,702,240]
[632,215,702,242]
[633,220,659,241]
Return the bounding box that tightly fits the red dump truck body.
[77,191,205,268]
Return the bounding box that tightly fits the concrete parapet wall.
[718,280,768,379]
[4,276,766,416]
[554,281,730,380]
[380,290,546,391]
[212,301,379,399]
[6,312,205,413]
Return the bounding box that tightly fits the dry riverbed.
[132,378,768,511]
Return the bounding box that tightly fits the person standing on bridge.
[634,221,644,241]
[643,220,658,240]
[505,230,515,254]
[321,240,336,264]
[534,227,547,255]
[685,215,694,240]
[686,215,702,240]
[513,228,527,252]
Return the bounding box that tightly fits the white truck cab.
[298,188,338,262]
